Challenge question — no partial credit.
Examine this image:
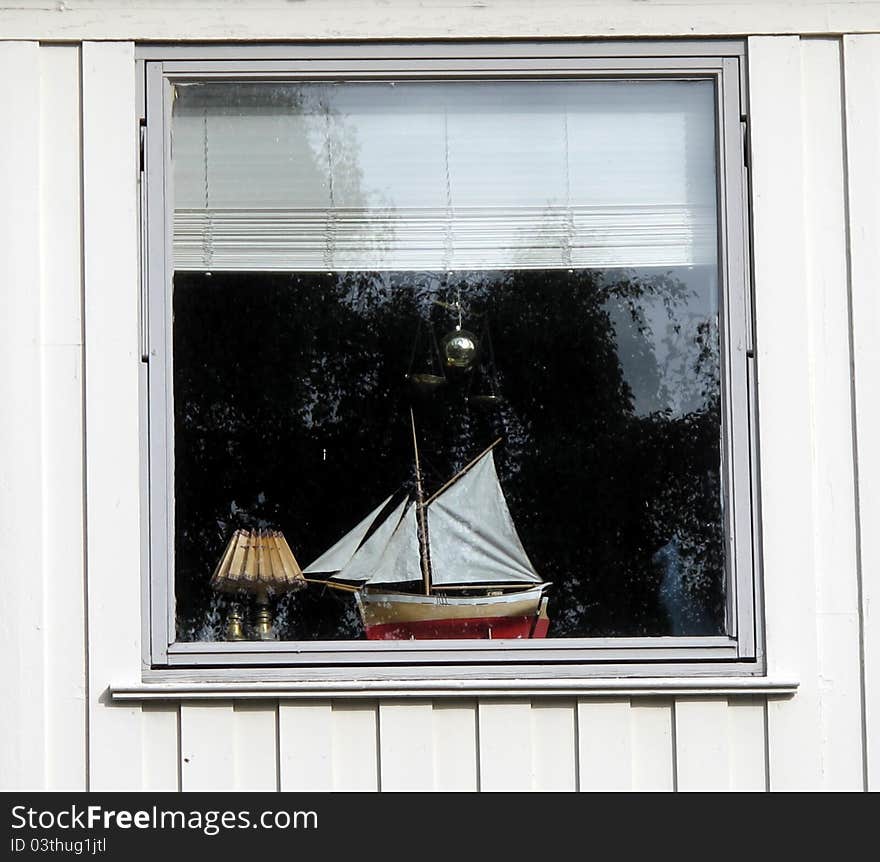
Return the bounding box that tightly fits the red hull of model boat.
[366,614,550,640]
[356,585,550,640]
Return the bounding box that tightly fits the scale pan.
[407,372,447,394]
[467,394,504,408]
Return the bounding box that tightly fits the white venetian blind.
[171,79,718,272]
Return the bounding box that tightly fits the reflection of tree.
[173,266,724,641]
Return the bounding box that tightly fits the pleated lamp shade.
[211,528,306,596]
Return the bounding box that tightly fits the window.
[141,42,759,677]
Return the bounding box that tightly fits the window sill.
[109,675,797,702]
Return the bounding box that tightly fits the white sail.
[332,496,410,582]
[427,450,541,586]
[303,494,393,575]
[364,503,424,585]
[307,447,541,590]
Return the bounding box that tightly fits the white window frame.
[138,39,763,681]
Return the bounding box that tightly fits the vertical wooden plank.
[180,703,235,791]
[802,36,865,791]
[234,702,278,791]
[432,700,478,791]
[331,702,379,791]
[42,345,87,789]
[577,700,632,791]
[748,35,823,790]
[279,701,333,791]
[631,699,674,791]
[817,615,865,782]
[674,698,730,791]
[0,40,45,791]
[843,33,880,792]
[82,40,142,790]
[727,697,768,791]
[478,700,532,791]
[378,701,434,791]
[39,44,84,349]
[531,700,577,791]
[39,42,88,793]
[141,704,180,791]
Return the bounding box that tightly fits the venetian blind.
[171,79,718,272]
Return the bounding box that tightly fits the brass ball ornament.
[441,327,479,372]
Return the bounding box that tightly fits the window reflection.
[173,267,724,640]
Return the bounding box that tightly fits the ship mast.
[410,408,433,596]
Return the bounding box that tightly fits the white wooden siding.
[330,702,380,791]
[279,701,333,790]
[1,17,878,791]
[431,700,479,791]
[577,699,632,790]
[802,37,866,790]
[379,701,434,791]
[141,704,180,791]
[81,40,145,791]
[2,1,880,40]
[630,700,675,791]
[843,33,880,791]
[39,45,89,791]
[0,39,46,791]
[140,697,771,791]
[749,35,825,790]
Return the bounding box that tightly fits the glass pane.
[169,79,725,643]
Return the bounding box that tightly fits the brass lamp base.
[225,602,246,641]
[252,596,277,641]
[223,598,277,641]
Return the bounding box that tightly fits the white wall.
[1,3,878,791]
[1,0,880,39]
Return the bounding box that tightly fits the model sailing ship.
[304,411,550,640]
